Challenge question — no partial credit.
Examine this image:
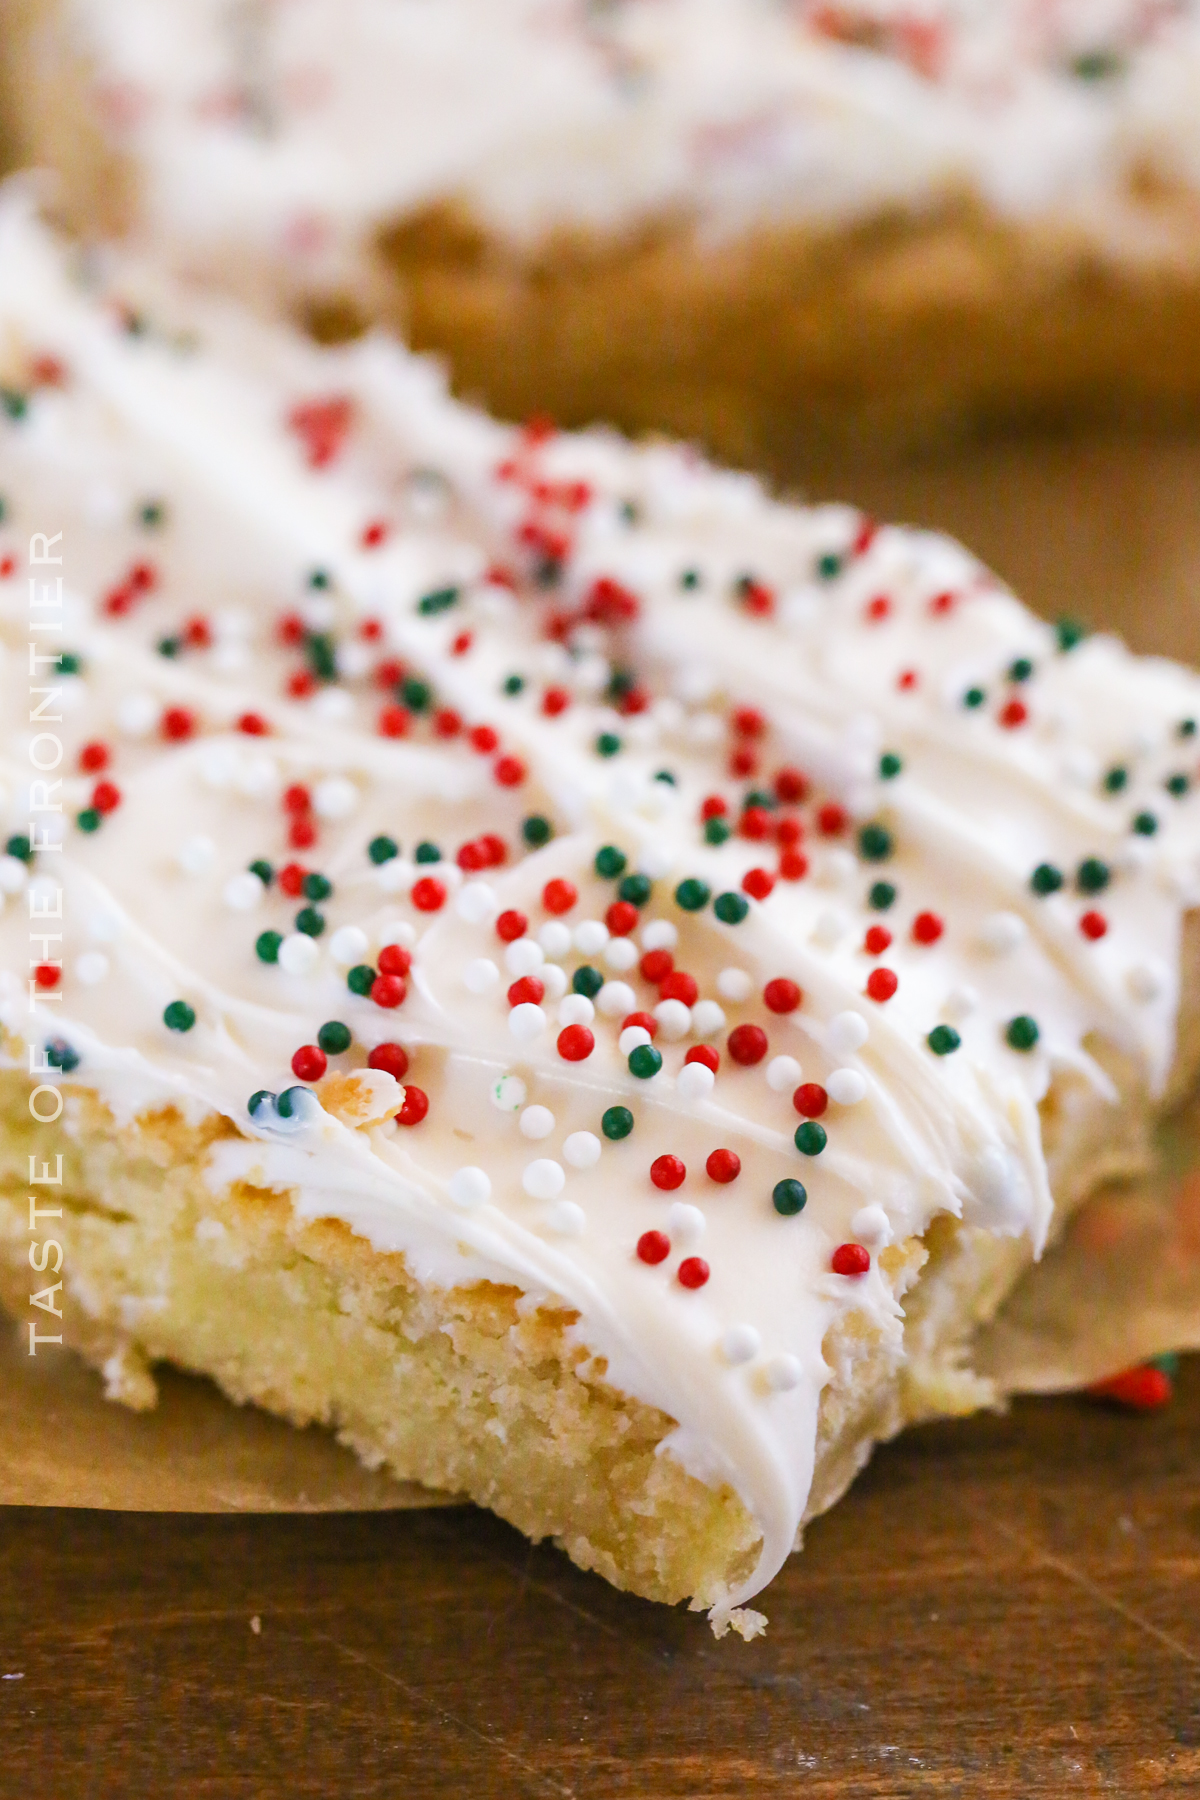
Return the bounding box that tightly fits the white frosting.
[3,195,1200,1615]
[40,0,1200,306]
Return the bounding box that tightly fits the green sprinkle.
[618,499,639,526]
[868,881,896,910]
[1133,812,1158,837]
[414,841,441,863]
[1055,617,1087,651]
[596,732,622,758]
[618,873,652,907]
[522,815,553,847]
[5,833,32,864]
[347,964,376,996]
[816,552,842,581]
[75,808,101,834]
[601,1105,634,1141]
[927,1025,961,1056]
[305,632,338,681]
[963,687,986,709]
[674,877,711,912]
[138,499,166,529]
[714,891,749,925]
[704,817,731,846]
[44,1039,79,1074]
[0,387,28,420]
[502,673,525,696]
[317,1020,352,1055]
[1166,773,1190,798]
[1008,658,1034,683]
[1071,48,1124,80]
[653,769,677,786]
[163,1000,196,1033]
[368,835,399,865]
[249,859,273,886]
[594,845,627,879]
[743,789,777,811]
[156,636,181,658]
[56,652,82,675]
[295,906,325,937]
[772,1179,808,1217]
[680,568,701,590]
[1150,1352,1181,1377]
[1178,719,1197,739]
[255,931,282,964]
[303,872,333,901]
[572,966,604,999]
[401,677,432,712]
[858,823,893,863]
[248,1089,275,1119]
[628,1043,662,1079]
[1030,863,1064,896]
[1103,767,1128,794]
[306,568,331,590]
[417,586,460,616]
[1076,858,1110,894]
[794,1121,827,1156]
[879,752,902,780]
[1006,1015,1040,1052]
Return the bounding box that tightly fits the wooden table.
[1,1364,1197,1797]
[4,430,1200,1797]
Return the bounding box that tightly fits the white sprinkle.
[463,957,500,994]
[558,993,595,1027]
[563,1131,602,1169]
[1128,960,1167,1003]
[541,964,568,1000]
[818,848,857,889]
[116,692,157,738]
[1061,747,1099,786]
[456,882,498,925]
[827,1011,868,1054]
[636,840,674,879]
[236,755,278,799]
[379,919,417,949]
[977,911,1026,955]
[538,920,572,959]
[504,939,545,978]
[722,1324,761,1365]
[278,934,320,975]
[603,936,638,971]
[942,984,979,1022]
[492,1075,526,1111]
[764,1354,802,1393]
[312,689,353,723]
[716,968,753,1002]
[85,909,118,943]
[329,925,370,967]
[74,951,109,985]
[335,641,371,680]
[522,1159,565,1200]
[376,858,414,895]
[654,998,692,1040]
[850,1203,893,1247]
[544,1200,586,1236]
[313,776,358,819]
[826,1068,867,1106]
[0,856,27,895]
[676,1060,715,1102]
[449,1167,491,1209]
[176,835,216,875]
[690,1000,726,1038]
[597,980,636,1017]
[766,1055,802,1092]
[300,595,337,630]
[810,908,848,949]
[574,919,609,955]
[619,1025,652,1055]
[223,871,265,912]
[509,1002,547,1041]
[667,1202,705,1242]
[641,919,679,952]
[519,1105,555,1140]
[199,745,237,788]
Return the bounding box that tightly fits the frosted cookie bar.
[2,197,1199,1627]
[4,2,1200,466]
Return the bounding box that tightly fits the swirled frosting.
[3,195,1200,1612]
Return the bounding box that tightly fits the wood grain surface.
[3,429,1200,1798]
[0,1363,1197,1798]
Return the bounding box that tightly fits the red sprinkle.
[542,878,577,915]
[763,978,801,1014]
[637,1230,671,1266]
[866,968,899,1003]
[912,911,944,945]
[494,755,526,788]
[677,1256,711,1289]
[685,1045,720,1073]
[831,1243,871,1277]
[779,850,809,882]
[700,795,728,821]
[739,580,774,618]
[378,704,409,737]
[606,900,639,936]
[742,868,775,901]
[792,1083,828,1119]
[640,948,674,984]
[91,780,121,814]
[33,964,60,989]
[79,741,110,773]
[359,618,384,642]
[457,840,488,873]
[774,767,809,804]
[161,706,195,742]
[480,834,507,867]
[291,1045,327,1082]
[496,909,528,943]
[730,745,758,778]
[289,816,317,850]
[557,1024,595,1062]
[1087,1365,1172,1410]
[776,816,804,847]
[371,974,407,1009]
[706,1148,741,1184]
[411,877,447,913]
[1080,911,1108,940]
[865,595,892,623]
[277,612,307,648]
[542,688,571,717]
[287,670,319,700]
[183,616,212,649]
[507,976,545,1008]
[283,783,312,815]
[451,631,473,657]
[999,699,1028,729]
[864,925,892,955]
[397,1086,429,1126]
[650,1155,686,1191]
[660,971,698,1007]
[278,863,307,898]
[928,591,956,617]
[817,803,848,837]
[375,658,406,689]
[733,706,766,738]
[470,724,499,754]
[728,1024,768,1066]
[378,945,412,978]
[368,1043,409,1080]
[897,669,919,692]
[360,518,389,550]
[434,709,463,738]
[740,806,772,842]
[237,712,269,736]
[622,1011,658,1039]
